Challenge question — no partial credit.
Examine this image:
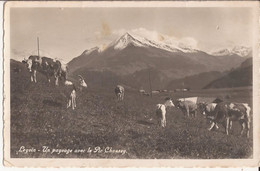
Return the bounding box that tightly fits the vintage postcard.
[3,1,260,167]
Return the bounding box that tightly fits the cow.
[143,92,150,96]
[156,97,175,128]
[198,102,217,116]
[178,97,198,104]
[174,100,198,117]
[115,85,124,101]
[67,84,77,110]
[65,80,73,85]
[207,102,251,137]
[22,55,68,86]
[139,89,145,94]
[152,90,160,94]
[198,102,219,129]
[78,75,87,91]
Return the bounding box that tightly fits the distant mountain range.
[204,58,252,89]
[68,32,251,90]
[166,71,227,90]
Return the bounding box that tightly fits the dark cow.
[207,102,251,137]
[174,100,198,117]
[22,55,67,85]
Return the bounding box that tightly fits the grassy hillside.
[10,59,253,159]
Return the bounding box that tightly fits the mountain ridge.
[210,46,252,57]
[204,58,252,89]
[67,32,250,90]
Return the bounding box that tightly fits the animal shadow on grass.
[42,99,62,107]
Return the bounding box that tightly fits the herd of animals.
[20,55,252,138]
[155,97,251,138]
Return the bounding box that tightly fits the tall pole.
[148,68,152,97]
[37,37,40,57]
[182,82,185,101]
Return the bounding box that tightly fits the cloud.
[112,29,127,36]
[130,28,161,41]
[101,22,111,37]
[179,37,198,49]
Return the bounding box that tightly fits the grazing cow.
[67,85,77,110]
[152,90,160,94]
[198,102,219,129]
[22,55,68,85]
[208,102,251,137]
[139,89,145,94]
[65,80,73,85]
[115,85,124,101]
[174,100,198,117]
[198,102,217,116]
[156,97,175,127]
[178,97,198,104]
[143,92,150,96]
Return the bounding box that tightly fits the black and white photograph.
[3,1,260,167]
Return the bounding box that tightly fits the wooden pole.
[37,37,40,57]
[148,68,152,97]
[182,82,185,101]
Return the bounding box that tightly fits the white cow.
[178,97,198,104]
[65,80,73,85]
[78,75,87,88]
[115,85,124,101]
[67,85,76,110]
[78,75,87,91]
[139,89,145,94]
[156,97,175,127]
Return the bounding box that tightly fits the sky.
[10,7,254,63]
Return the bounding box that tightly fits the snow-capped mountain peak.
[211,46,252,57]
[211,49,231,56]
[82,46,99,55]
[108,32,185,53]
[82,32,200,54]
[231,46,251,57]
[112,32,145,50]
